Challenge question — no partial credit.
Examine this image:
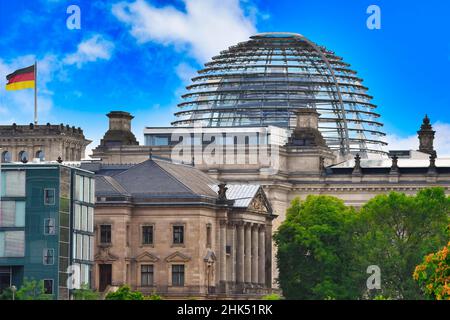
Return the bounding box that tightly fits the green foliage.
[105,285,144,300]
[72,283,100,300]
[274,195,359,299]
[0,287,14,300]
[275,188,450,300]
[261,293,283,300]
[355,188,449,299]
[145,293,163,300]
[16,278,53,300]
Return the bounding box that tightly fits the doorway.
[98,264,112,292]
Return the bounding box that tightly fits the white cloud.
[385,122,450,157]
[112,0,257,63]
[64,34,115,68]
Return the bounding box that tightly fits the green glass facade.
[0,163,95,300]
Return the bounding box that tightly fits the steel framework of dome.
[172,32,387,156]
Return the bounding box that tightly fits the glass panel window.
[141,265,154,286]
[173,226,184,244]
[1,171,26,197]
[44,189,55,205]
[43,248,55,265]
[83,235,90,261]
[44,218,56,235]
[100,225,111,244]
[87,207,94,233]
[74,204,81,230]
[90,178,95,204]
[0,231,25,257]
[43,279,53,294]
[81,206,88,231]
[75,175,82,201]
[142,226,153,245]
[83,177,89,203]
[172,265,185,287]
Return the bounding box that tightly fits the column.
[258,225,266,286]
[251,224,259,284]
[244,222,252,283]
[236,222,245,284]
[219,220,227,284]
[227,222,236,283]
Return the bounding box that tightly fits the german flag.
[5,65,35,91]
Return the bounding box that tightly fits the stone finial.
[217,183,228,201]
[390,155,399,173]
[352,154,362,174]
[428,151,437,174]
[57,156,63,164]
[418,114,436,156]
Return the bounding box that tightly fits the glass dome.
[172,32,387,156]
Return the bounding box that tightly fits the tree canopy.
[275,188,450,300]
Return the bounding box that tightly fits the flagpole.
[34,61,37,125]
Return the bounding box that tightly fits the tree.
[72,283,100,300]
[274,195,359,299]
[105,285,144,300]
[0,287,14,300]
[413,241,450,300]
[16,278,52,300]
[355,188,450,299]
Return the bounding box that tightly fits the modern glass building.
[0,162,95,300]
[172,32,387,157]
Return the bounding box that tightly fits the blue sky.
[0,0,449,155]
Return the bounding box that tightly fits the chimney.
[99,111,139,147]
[288,108,326,147]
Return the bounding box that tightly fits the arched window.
[1,151,11,163]
[36,150,45,161]
[19,151,29,163]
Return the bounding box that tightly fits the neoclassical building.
[91,33,450,286]
[81,158,276,299]
[0,123,91,163]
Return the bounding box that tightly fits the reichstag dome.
[172,32,387,156]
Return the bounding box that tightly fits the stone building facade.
[0,123,91,163]
[91,111,450,287]
[81,159,275,299]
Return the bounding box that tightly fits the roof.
[94,159,219,200]
[210,184,260,208]
[89,158,269,211]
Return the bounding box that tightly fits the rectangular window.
[1,171,26,197]
[83,177,89,203]
[74,204,81,230]
[173,225,184,244]
[87,207,94,232]
[206,224,212,248]
[44,218,56,235]
[141,265,154,286]
[100,225,111,244]
[43,279,53,294]
[81,206,88,231]
[0,201,25,227]
[43,248,55,265]
[0,231,25,257]
[172,265,185,287]
[89,178,95,204]
[44,189,55,205]
[142,226,153,245]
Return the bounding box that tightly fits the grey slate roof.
[94,159,219,200]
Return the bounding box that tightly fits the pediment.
[165,251,191,263]
[136,251,159,262]
[95,247,119,262]
[248,189,272,214]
